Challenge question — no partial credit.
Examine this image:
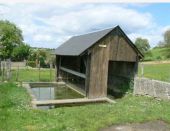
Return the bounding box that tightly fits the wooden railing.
[60,66,86,79]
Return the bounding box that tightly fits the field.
[144,47,170,61]
[1,83,170,131]
[138,63,170,82]
[0,68,55,82]
[0,62,169,83]
[0,62,170,130]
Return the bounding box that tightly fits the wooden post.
[0,58,1,76]
[6,59,11,81]
[55,64,57,81]
[56,56,60,82]
[134,56,139,77]
[141,63,144,77]
[85,53,91,97]
[25,60,28,69]
[38,61,40,81]
[50,62,52,82]
[16,65,19,81]
[2,61,5,81]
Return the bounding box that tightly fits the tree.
[28,49,49,68]
[11,43,30,61]
[134,37,150,54]
[0,20,23,59]
[164,29,170,46]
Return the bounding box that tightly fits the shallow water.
[31,84,84,109]
[31,84,84,101]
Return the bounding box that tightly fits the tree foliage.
[0,20,23,59]
[11,44,30,61]
[28,49,50,68]
[135,37,150,54]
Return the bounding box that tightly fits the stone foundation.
[134,77,170,100]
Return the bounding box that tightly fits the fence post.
[141,63,144,77]
[50,63,52,82]
[6,59,11,81]
[0,58,1,76]
[38,61,40,81]
[16,65,19,81]
[55,64,57,82]
[2,61,5,81]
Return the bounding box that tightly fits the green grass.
[0,61,169,84]
[1,83,170,131]
[6,63,170,83]
[0,62,169,83]
[144,47,170,61]
[138,63,170,82]
[0,68,55,82]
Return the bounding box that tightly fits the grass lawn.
[1,83,170,131]
[0,63,168,83]
[138,63,170,82]
[0,62,169,83]
[0,68,55,82]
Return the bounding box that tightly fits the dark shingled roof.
[54,27,114,56]
[54,26,143,58]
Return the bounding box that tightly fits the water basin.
[30,83,84,109]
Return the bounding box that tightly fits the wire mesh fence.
[0,60,56,82]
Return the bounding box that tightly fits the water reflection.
[31,85,84,101]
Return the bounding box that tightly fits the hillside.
[144,47,170,61]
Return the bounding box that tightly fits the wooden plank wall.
[88,30,138,98]
[109,35,137,62]
[88,36,110,98]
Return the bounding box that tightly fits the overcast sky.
[0,2,170,48]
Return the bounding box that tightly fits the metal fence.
[0,60,56,82]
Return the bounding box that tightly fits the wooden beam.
[34,97,115,106]
[60,66,86,79]
[56,56,60,81]
[85,54,91,97]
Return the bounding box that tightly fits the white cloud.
[33,34,52,42]
[0,3,169,48]
[0,0,169,4]
[128,33,163,47]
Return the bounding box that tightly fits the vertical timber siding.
[109,35,137,62]
[88,36,110,98]
[88,31,138,98]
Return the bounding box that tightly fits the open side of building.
[54,26,143,99]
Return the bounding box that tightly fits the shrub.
[155,56,162,60]
[143,57,154,61]
[27,61,36,68]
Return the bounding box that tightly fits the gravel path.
[101,120,170,131]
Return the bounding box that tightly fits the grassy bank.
[138,63,170,82]
[1,83,170,131]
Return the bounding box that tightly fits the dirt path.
[101,120,170,131]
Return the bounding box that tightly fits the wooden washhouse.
[54,26,143,99]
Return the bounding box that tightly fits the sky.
[0,2,170,48]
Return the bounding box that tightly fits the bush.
[143,57,154,61]
[166,53,170,59]
[27,61,36,68]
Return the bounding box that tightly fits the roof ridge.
[72,26,117,37]
[54,26,118,56]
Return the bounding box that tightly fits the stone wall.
[134,77,170,100]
